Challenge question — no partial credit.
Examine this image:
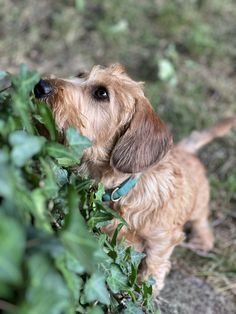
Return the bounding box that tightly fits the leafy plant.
[0,66,157,313]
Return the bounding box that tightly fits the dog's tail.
[176,115,236,154]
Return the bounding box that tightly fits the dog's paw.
[191,233,214,252]
[182,234,214,255]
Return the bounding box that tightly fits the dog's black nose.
[34,79,53,98]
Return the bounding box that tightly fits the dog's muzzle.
[34,79,53,99]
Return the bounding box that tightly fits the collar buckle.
[110,187,122,202]
[102,176,141,203]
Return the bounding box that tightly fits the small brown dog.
[34,64,236,295]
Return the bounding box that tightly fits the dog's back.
[171,116,236,251]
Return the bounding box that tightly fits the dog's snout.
[34,79,53,99]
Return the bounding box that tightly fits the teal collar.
[102,176,140,202]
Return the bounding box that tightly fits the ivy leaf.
[95,201,128,227]
[20,254,70,314]
[84,272,110,305]
[107,264,128,293]
[55,252,83,313]
[0,71,7,80]
[31,188,52,232]
[95,183,105,201]
[124,301,144,314]
[87,305,104,314]
[64,250,84,274]
[130,249,146,269]
[129,263,137,287]
[11,64,39,93]
[45,142,79,166]
[60,185,101,273]
[0,213,25,297]
[40,158,60,198]
[9,131,45,167]
[46,128,91,167]
[88,210,114,229]
[141,279,153,300]
[11,65,40,134]
[66,127,91,157]
[50,159,68,187]
[111,223,124,246]
[36,103,58,140]
[0,151,14,198]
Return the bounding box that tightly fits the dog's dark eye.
[92,86,109,101]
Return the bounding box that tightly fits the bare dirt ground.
[1,1,236,313]
[160,270,235,314]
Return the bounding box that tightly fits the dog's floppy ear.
[111,97,172,173]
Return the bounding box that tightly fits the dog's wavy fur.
[41,64,236,295]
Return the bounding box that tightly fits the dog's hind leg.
[189,179,214,251]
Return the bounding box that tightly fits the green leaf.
[64,250,85,274]
[130,249,146,269]
[11,64,39,92]
[20,254,69,314]
[158,58,177,85]
[123,301,144,314]
[45,142,79,166]
[75,0,85,12]
[31,188,52,232]
[36,103,58,140]
[158,59,175,80]
[0,151,14,198]
[66,127,91,156]
[87,305,104,314]
[84,272,110,305]
[11,65,40,134]
[9,131,45,167]
[129,263,137,287]
[0,71,7,80]
[0,213,25,296]
[51,161,68,187]
[141,279,153,300]
[95,201,128,227]
[60,185,101,273]
[107,264,128,293]
[56,252,83,313]
[88,210,114,229]
[40,158,59,198]
[95,183,105,202]
[111,223,124,246]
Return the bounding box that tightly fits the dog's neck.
[79,144,130,188]
[79,143,175,192]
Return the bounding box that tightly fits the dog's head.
[34,64,172,173]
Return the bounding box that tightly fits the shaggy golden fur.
[36,64,236,296]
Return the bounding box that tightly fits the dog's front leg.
[141,228,184,296]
